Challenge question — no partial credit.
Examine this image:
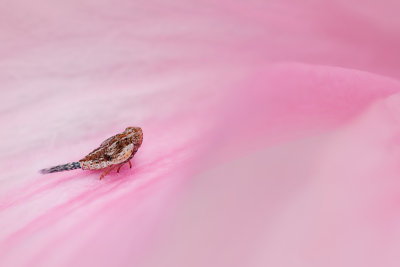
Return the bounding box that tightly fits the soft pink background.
[1,1,400,266]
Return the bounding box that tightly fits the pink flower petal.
[1,1,400,267]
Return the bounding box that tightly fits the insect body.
[40,127,143,179]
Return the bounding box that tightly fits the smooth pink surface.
[2,1,400,266]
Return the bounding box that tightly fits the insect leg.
[117,163,124,173]
[100,165,117,180]
[117,160,132,173]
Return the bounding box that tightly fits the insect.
[40,127,143,180]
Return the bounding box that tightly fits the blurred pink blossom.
[1,1,400,266]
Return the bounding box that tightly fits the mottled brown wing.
[105,142,134,164]
[79,134,118,163]
[99,135,116,147]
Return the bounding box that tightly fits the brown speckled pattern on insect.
[40,127,143,179]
